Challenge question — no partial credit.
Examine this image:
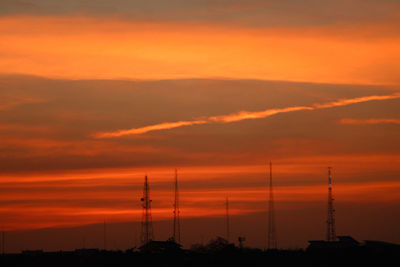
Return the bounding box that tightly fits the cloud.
[0,136,168,158]
[93,120,207,138]
[340,118,400,125]
[0,97,46,111]
[94,92,400,138]
[313,93,400,109]
[1,0,399,29]
[208,106,313,123]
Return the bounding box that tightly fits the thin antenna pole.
[140,175,154,245]
[1,229,4,255]
[267,161,277,250]
[327,167,336,241]
[103,220,106,250]
[173,169,181,243]
[226,197,230,242]
[134,228,137,248]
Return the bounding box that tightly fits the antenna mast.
[140,175,154,245]
[327,167,336,241]
[103,220,106,250]
[173,169,181,243]
[267,161,277,250]
[226,197,230,242]
[1,230,4,255]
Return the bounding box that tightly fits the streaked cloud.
[2,158,400,231]
[209,106,313,123]
[95,92,400,138]
[93,120,207,138]
[313,93,400,109]
[0,136,168,157]
[0,97,46,111]
[340,118,400,125]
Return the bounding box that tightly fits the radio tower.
[103,220,107,250]
[173,169,181,243]
[226,197,230,242]
[1,229,4,255]
[326,167,336,241]
[267,161,277,250]
[140,175,154,245]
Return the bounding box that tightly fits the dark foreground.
[1,247,399,267]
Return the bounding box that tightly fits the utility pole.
[226,197,230,242]
[327,167,337,241]
[1,230,4,255]
[267,161,277,250]
[173,169,181,243]
[103,220,107,251]
[140,175,154,245]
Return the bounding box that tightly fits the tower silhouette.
[140,175,154,245]
[267,161,277,250]
[226,197,230,242]
[1,230,4,255]
[103,220,107,250]
[326,167,336,241]
[173,169,181,243]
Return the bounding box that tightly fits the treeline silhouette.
[1,236,399,267]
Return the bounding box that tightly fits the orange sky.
[1,163,400,231]
[1,76,400,249]
[0,16,399,85]
[0,1,400,251]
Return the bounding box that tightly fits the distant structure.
[140,175,154,245]
[308,235,400,251]
[1,230,4,254]
[22,250,44,255]
[173,169,181,243]
[82,236,86,249]
[238,236,246,249]
[139,240,182,253]
[226,197,230,242]
[326,167,336,242]
[103,220,107,250]
[74,248,99,255]
[308,236,359,251]
[267,161,277,250]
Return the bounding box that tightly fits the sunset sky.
[1,0,400,252]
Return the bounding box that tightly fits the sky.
[0,0,400,252]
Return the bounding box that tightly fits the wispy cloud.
[0,97,46,111]
[313,94,400,109]
[93,120,208,138]
[208,106,313,123]
[94,92,400,138]
[340,118,400,125]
